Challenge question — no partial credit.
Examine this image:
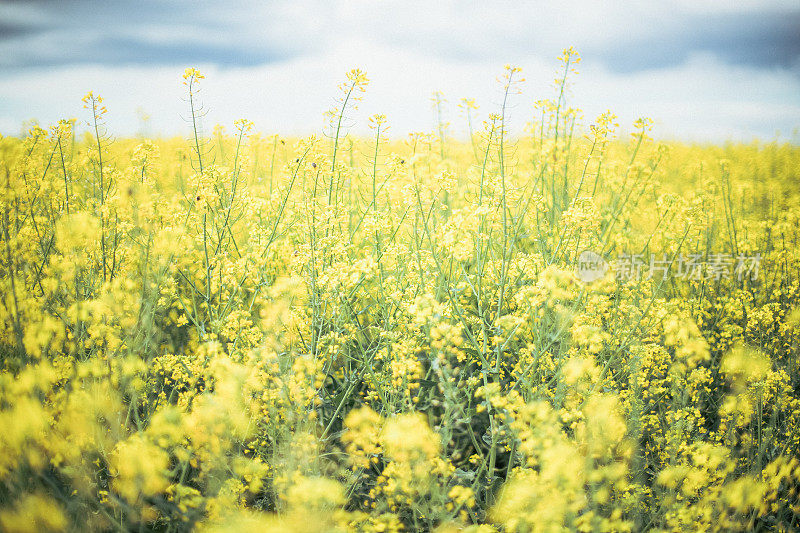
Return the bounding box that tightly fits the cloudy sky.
[1,0,798,142]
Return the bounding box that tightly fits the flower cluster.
[1,52,799,531]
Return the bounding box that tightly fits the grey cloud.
[0,19,41,39]
[594,11,800,73]
[0,0,797,74]
[367,7,800,73]
[0,0,308,69]
[0,36,292,70]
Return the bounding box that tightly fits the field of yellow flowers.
[1,52,799,532]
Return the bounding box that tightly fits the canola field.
[1,53,799,532]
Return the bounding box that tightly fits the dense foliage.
[1,53,799,531]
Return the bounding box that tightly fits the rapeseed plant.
[0,49,799,531]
